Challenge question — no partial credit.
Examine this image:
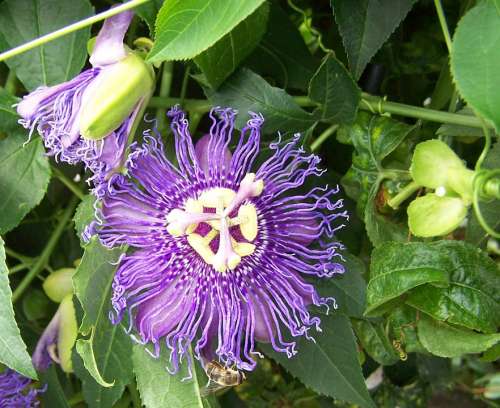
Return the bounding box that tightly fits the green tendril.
[287,0,332,54]
[471,117,500,238]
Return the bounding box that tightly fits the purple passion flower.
[16,10,154,197]
[0,369,44,407]
[97,107,348,374]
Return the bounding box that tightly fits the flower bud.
[407,193,467,237]
[43,268,75,303]
[410,140,474,203]
[57,295,78,373]
[79,52,155,140]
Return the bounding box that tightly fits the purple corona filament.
[16,11,141,197]
[0,369,44,407]
[97,107,348,375]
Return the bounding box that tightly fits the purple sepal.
[90,10,133,67]
[32,308,61,371]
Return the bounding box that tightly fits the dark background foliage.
[0,0,499,407]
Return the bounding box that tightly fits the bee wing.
[200,380,228,397]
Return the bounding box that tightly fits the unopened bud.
[410,140,474,203]
[57,295,78,373]
[43,268,75,303]
[79,52,155,140]
[407,194,467,237]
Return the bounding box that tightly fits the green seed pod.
[43,268,75,303]
[407,193,468,237]
[58,294,78,373]
[410,140,475,203]
[79,52,155,140]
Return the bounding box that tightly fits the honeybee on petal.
[201,360,246,396]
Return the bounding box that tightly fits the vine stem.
[0,0,151,62]
[359,93,495,131]
[149,94,496,132]
[387,181,422,209]
[12,196,79,302]
[434,0,453,53]
[155,62,174,132]
[311,124,338,152]
[51,166,85,200]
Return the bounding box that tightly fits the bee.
[201,360,246,396]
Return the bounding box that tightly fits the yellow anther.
[204,228,219,244]
[199,188,236,208]
[237,204,258,241]
[233,241,256,257]
[187,234,215,265]
[227,253,242,270]
[253,179,264,197]
[241,173,264,197]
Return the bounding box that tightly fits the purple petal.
[32,308,61,371]
[89,10,133,67]
[16,84,64,120]
[194,134,232,174]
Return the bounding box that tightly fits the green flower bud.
[79,52,155,140]
[410,140,475,202]
[43,268,75,303]
[58,295,78,373]
[407,193,468,237]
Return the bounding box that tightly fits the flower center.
[166,173,264,273]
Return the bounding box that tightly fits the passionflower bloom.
[97,107,348,374]
[0,369,44,407]
[16,10,154,196]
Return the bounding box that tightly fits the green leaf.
[308,54,361,124]
[149,0,265,62]
[0,237,37,379]
[331,0,417,79]
[135,0,164,35]
[437,107,485,138]
[314,253,367,318]
[209,68,315,134]
[194,3,269,89]
[40,366,71,408]
[73,351,125,408]
[0,133,51,234]
[338,112,414,246]
[0,89,21,133]
[132,345,219,408]
[366,241,450,316]
[364,187,409,248]
[451,0,500,131]
[417,315,500,358]
[387,305,424,353]
[262,314,375,408]
[0,0,93,91]
[244,3,318,91]
[73,239,133,405]
[338,112,414,214]
[481,343,500,363]
[406,241,500,334]
[73,194,96,247]
[352,319,399,365]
